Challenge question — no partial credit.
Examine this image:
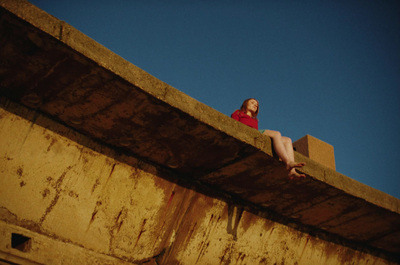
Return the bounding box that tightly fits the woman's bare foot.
[288,168,306,179]
[286,161,306,179]
[286,161,306,170]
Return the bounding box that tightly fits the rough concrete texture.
[293,135,336,170]
[0,102,397,264]
[0,0,400,264]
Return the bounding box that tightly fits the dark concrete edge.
[1,0,399,215]
[0,0,273,157]
[295,152,400,214]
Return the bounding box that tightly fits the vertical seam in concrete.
[150,186,177,251]
[160,190,198,261]
[58,20,65,41]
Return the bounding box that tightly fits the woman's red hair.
[240,98,259,118]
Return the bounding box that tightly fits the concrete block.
[294,134,336,170]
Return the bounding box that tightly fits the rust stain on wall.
[133,218,147,250]
[16,166,23,177]
[38,166,71,225]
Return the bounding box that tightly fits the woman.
[231,98,306,178]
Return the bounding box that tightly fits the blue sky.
[29,0,400,199]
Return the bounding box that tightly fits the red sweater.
[231,110,258,130]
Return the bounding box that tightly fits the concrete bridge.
[0,1,399,264]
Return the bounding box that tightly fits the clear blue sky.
[29,0,400,199]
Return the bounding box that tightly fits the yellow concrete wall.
[0,101,395,264]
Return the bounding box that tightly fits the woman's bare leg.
[263,130,290,163]
[282,136,306,178]
[263,130,305,178]
[282,137,305,168]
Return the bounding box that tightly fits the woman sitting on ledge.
[231,98,306,178]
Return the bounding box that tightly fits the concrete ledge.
[1,0,399,258]
[2,100,399,264]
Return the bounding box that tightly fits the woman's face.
[246,99,259,115]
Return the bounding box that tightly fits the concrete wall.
[1,0,399,264]
[0,99,396,265]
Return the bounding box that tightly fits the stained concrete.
[1,101,397,264]
[0,0,399,264]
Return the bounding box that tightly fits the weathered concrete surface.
[0,0,400,263]
[0,101,397,264]
[293,134,336,170]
